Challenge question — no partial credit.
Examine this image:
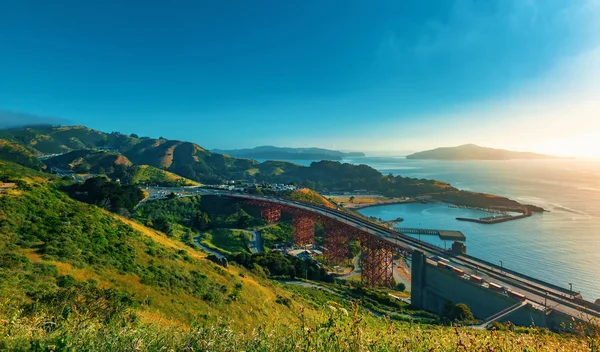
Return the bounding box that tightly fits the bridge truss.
[245,198,407,287]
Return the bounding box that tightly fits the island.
[406,144,557,160]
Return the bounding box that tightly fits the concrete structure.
[411,251,582,330]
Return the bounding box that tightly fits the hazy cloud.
[0,110,71,129]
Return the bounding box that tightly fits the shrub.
[56,275,78,288]
[443,302,474,322]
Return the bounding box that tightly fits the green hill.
[130,165,200,186]
[42,149,199,186]
[287,188,336,208]
[0,160,339,330]
[43,149,132,173]
[0,126,262,183]
[0,139,44,170]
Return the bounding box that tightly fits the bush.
[56,275,78,288]
[275,295,291,307]
[443,302,474,322]
[488,321,509,331]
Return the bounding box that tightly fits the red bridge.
[219,192,600,328]
[232,193,454,287]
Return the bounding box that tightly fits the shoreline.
[345,196,536,225]
[348,199,418,210]
[325,194,417,210]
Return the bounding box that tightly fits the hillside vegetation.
[0,161,333,330]
[1,125,543,211]
[131,164,200,186]
[42,149,201,186]
[0,160,596,350]
[0,139,44,170]
[287,188,336,208]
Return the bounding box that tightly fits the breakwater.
[456,211,531,224]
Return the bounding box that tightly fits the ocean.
[264,157,600,301]
[349,157,600,302]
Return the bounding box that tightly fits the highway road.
[224,193,600,324]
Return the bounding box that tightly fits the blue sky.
[1,1,599,156]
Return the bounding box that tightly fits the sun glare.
[533,132,600,158]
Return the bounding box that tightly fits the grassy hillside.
[0,126,260,183]
[130,165,200,186]
[0,161,330,330]
[0,139,44,170]
[0,125,139,154]
[287,188,336,208]
[0,161,595,350]
[43,149,132,172]
[43,150,200,186]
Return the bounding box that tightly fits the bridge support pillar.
[261,207,281,224]
[410,250,426,309]
[323,227,349,264]
[360,235,395,288]
[451,241,466,254]
[293,216,315,246]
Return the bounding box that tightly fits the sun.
[533,132,600,158]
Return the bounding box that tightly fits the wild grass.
[0,298,595,352]
[132,164,200,186]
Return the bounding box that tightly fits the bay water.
[260,156,600,300]
[348,157,600,302]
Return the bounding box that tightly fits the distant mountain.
[406,144,556,160]
[0,125,298,183]
[213,146,365,160]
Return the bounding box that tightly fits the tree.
[396,282,406,292]
[248,187,263,195]
[348,240,361,259]
[167,192,177,200]
[57,274,78,288]
[192,211,211,230]
[443,302,474,322]
[98,197,112,210]
[153,217,173,235]
[237,214,252,228]
[349,196,355,203]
